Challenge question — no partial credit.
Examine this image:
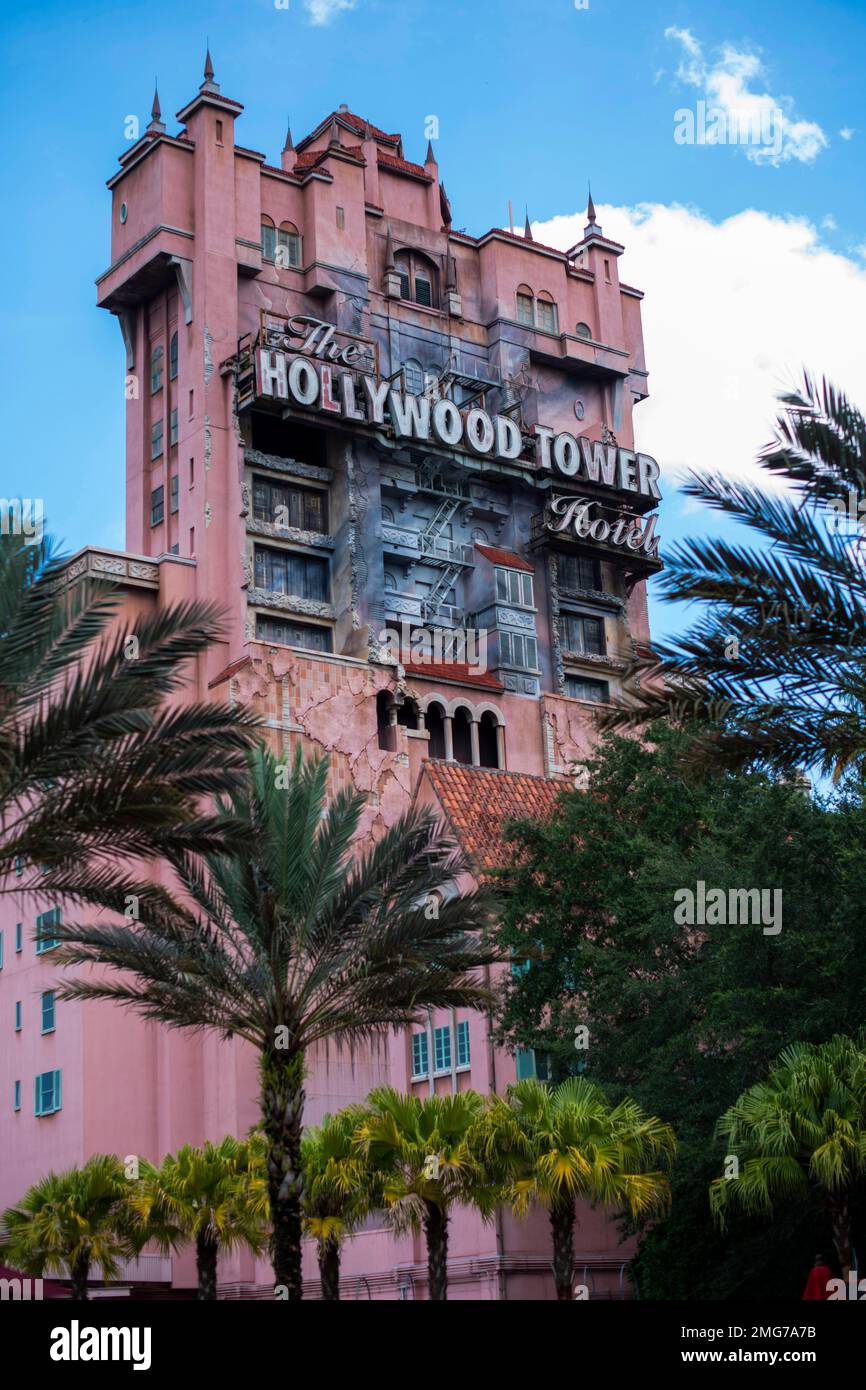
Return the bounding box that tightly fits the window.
[15,922,22,952]
[256,615,332,652]
[151,419,163,460]
[150,485,165,527]
[253,545,329,602]
[561,613,605,656]
[394,250,438,308]
[252,477,327,532]
[336,206,345,231]
[35,1069,62,1116]
[500,631,539,671]
[536,295,558,333]
[215,119,223,144]
[604,258,611,283]
[433,1025,452,1073]
[170,474,179,513]
[495,567,534,608]
[558,553,601,593]
[276,223,302,269]
[190,456,195,488]
[188,389,194,418]
[41,992,55,1034]
[516,1048,550,1081]
[412,1031,429,1080]
[150,344,164,393]
[14,1001,21,1031]
[15,857,23,877]
[261,216,277,261]
[35,907,61,955]
[403,359,424,395]
[456,1021,470,1069]
[169,331,178,380]
[516,286,534,326]
[565,675,609,704]
[170,408,179,448]
[14,1080,20,1112]
[575,321,592,339]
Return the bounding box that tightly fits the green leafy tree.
[302,1108,380,1301]
[50,746,498,1301]
[494,724,866,1298]
[130,1138,268,1300]
[354,1088,497,1301]
[478,1078,674,1301]
[604,374,866,779]
[0,1155,133,1299]
[0,529,258,909]
[711,1036,866,1277]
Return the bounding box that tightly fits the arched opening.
[260,215,276,261]
[452,706,473,766]
[426,701,446,759]
[402,359,424,394]
[516,284,534,327]
[277,222,302,269]
[396,696,419,731]
[395,249,439,308]
[479,711,500,769]
[536,292,558,334]
[376,690,395,751]
[575,321,592,339]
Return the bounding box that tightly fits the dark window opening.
[169,332,179,380]
[377,690,395,751]
[479,711,500,768]
[256,615,332,652]
[558,553,601,593]
[452,707,473,766]
[394,250,439,309]
[560,613,605,656]
[253,545,328,602]
[252,476,327,532]
[150,486,164,527]
[565,675,609,704]
[250,413,328,466]
[426,702,446,759]
[396,697,419,730]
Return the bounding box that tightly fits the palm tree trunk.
[261,1046,306,1301]
[550,1199,576,1301]
[828,1196,853,1278]
[70,1252,90,1301]
[318,1236,341,1301]
[195,1231,219,1301]
[423,1200,449,1301]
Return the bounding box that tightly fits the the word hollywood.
[255,316,663,497]
[49,1321,152,1372]
[377,621,488,672]
[674,99,783,157]
[674,881,782,936]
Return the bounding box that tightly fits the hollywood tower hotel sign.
[0,56,663,1300]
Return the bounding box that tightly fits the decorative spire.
[584,185,601,236]
[329,114,341,147]
[524,208,532,240]
[282,116,294,153]
[439,181,452,228]
[363,117,373,141]
[425,139,437,165]
[147,81,165,135]
[446,254,458,291]
[384,223,395,271]
[200,43,219,93]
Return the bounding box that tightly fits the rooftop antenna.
[507,200,514,234]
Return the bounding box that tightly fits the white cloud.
[821,214,838,231]
[839,127,855,140]
[665,26,828,167]
[304,0,357,25]
[534,203,866,490]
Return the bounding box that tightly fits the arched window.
[452,706,473,766]
[395,250,438,308]
[575,321,592,339]
[516,285,534,327]
[396,697,419,730]
[376,691,395,751]
[261,216,276,262]
[169,331,178,380]
[276,222,302,269]
[426,701,446,760]
[403,359,424,394]
[479,711,501,769]
[150,344,164,394]
[536,292,558,334]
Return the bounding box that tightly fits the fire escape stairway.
[417,497,471,622]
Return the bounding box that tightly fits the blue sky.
[2,0,865,641]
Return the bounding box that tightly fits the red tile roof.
[474,544,534,572]
[308,110,400,146]
[421,761,565,873]
[405,660,504,691]
[378,151,432,181]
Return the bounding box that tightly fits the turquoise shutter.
[54,1070,62,1111]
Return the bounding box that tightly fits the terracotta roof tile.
[405,660,504,691]
[474,544,534,572]
[378,151,432,181]
[422,761,564,873]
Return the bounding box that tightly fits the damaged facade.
[0,54,662,1299]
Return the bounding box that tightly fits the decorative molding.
[246,588,335,620]
[244,448,332,484]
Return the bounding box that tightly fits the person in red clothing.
[802,1253,834,1300]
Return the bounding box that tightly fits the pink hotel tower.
[0,54,663,1299]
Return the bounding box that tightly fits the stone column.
[496,722,506,770]
[444,714,454,762]
[469,718,480,767]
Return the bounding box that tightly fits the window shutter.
[54,1071,62,1111]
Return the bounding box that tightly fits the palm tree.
[0,527,258,909]
[604,374,866,779]
[710,1035,866,1277]
[353,1087,497,1301]
[130,1138,268,1300]
[0,1154,133,1299]
[302,1108,380,1300]
[51,745,499,1300]
[478,1078,676,1301]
